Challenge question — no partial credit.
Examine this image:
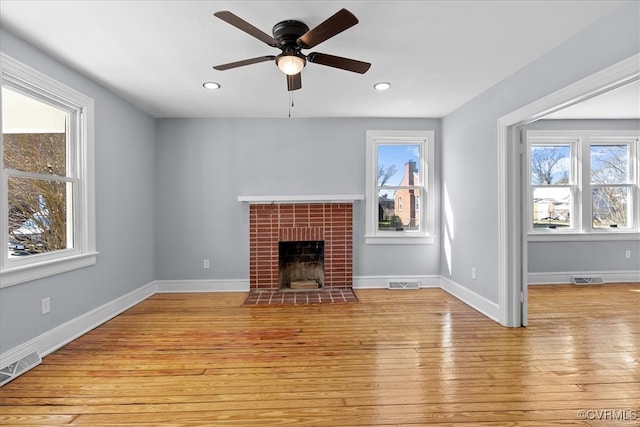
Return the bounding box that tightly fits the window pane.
[378,189,398,230]
[591,145,629,184]
[377,144,421,186]
[592,186,629,228]
[2,87,67,175]
[377,188,420,231]
[530,145,571,185]
[532,187,571,229]
[8,176,72,257]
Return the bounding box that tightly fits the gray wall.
[155,118,442,281]
[525,119,640,276]
[0,30,157,353]
[528,240,640,274]
[441,1,639,303]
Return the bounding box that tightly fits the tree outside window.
[3,87,71,256]
[591,144,631,228]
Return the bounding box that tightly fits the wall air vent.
[571,276,604,285]
[0,351,42,387]
[388,280,420,290]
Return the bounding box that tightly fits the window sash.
[377,186,424,232]
[374,146,426,233]
[589,142,633,185]
[3,90,79,260]
[530,185,575,230]
[587,139,636,231]
[529,143,575,185]
[590,184,634,229]
[527,139,577,232]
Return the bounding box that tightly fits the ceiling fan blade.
[297,9,358,49]
[214,11,279,47]
[213,55,276,71]
[287,73,302,91]
[307,52,371,74]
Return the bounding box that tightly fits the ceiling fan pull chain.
[288,92,295,117]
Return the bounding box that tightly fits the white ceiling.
[0,0,628,119]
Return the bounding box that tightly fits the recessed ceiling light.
[203,81,221,90]
[374,82,391,91]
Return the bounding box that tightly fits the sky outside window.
[377,144,420,186]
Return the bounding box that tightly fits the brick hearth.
[249,203,353,291]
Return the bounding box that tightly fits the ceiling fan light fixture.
[276,54,306,75]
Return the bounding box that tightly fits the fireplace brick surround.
[249,203,353,291]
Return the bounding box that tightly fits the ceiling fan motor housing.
[272,20,309,46]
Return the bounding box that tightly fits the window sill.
[528,232,639,242]
[1,251,99,288]
[365,234,435,245]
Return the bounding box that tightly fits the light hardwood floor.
[1,284,638,426]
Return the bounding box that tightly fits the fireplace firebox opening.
[279,240,324,290]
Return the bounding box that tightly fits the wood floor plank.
[1,285,638,426]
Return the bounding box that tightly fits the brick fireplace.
[249,202,354,291]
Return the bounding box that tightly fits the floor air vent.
[388,280,420,290]
[0,351,41,387]
[571,275,604,285]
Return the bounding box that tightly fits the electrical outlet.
[471,267,477,280]
[41,297,50,315]
[625,250,631,259]
[203,259,210,269]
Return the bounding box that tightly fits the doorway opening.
[497,53,639,327]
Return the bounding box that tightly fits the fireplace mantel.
[238,194,364,204]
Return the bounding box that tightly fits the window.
[529,141,576,230]
[526,130,639,237]
[1,53,96,287]
[365,130,435,244]
[590,143,633,228]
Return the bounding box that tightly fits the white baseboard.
[353,275,441,289]
[440,277,500,322]
[0,281,156,369]
[156,279,249,293]
[528,270,640,285]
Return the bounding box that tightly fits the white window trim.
[526,130,640,240]
[1,53,97,288]
[365,130,435,244]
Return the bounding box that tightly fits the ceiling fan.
[212,9,371,91]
